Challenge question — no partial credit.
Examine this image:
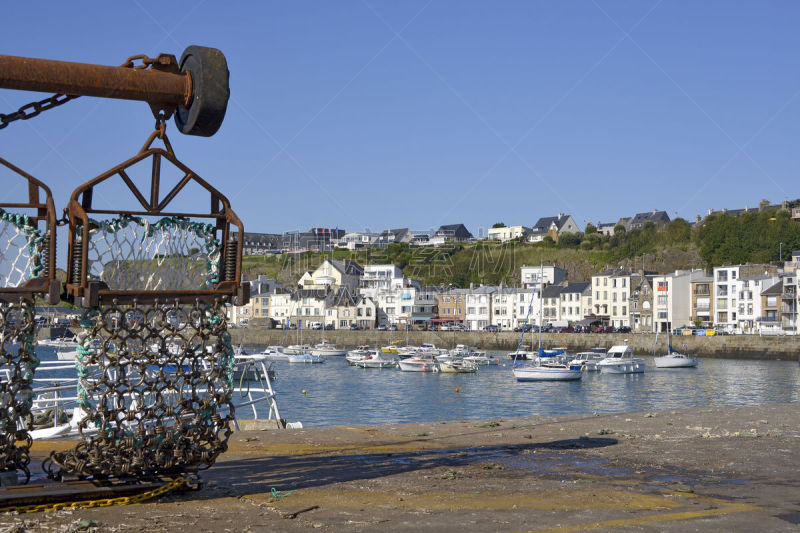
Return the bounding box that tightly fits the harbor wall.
[230,329,800,362]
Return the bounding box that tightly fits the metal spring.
[70,236,82,285]
[40,233,52,278]
[223,241,237,281]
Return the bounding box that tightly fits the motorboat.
[56,349,78,361]
[355,350,397,369]
[396,346,419,358]
[287,353,325,364]
[439,359,478,373]
[310,341,347,357]
[597,343,645,374]
[259,346,289,362]
[346,345,372,365]
[397,354,439,372]
[37,335,79,348]
[283,344,311,355]
[449,344,473,357]
[568,349,606,372]
[417,343,446,356]
[508,350,534,361]
[232,353,276,381]
[381,341,401,354]
[463,351,501,366]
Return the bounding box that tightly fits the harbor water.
[36,347,800,428]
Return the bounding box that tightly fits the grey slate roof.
[761,281,783,296]
[561,282,591,294]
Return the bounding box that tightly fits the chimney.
[470,282,474,290]
[696,215,701,223]
[653,208,657,214]
[557,213,564,219]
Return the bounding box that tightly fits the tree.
[492,222,505,228]
[585,222,597,234]
[613,224,626,236]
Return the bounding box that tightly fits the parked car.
[555,326,574,333]
[594,325,613,333]
[377,324,387,331]
[428,324,438,331]
[485,325,499,332]
[389,324,398,331]
[349,323,360,331]
[453,324,467,331]
[311,322,323,330]
[288,324,297,330]
[324,324,334,330]
[615,326,631,333]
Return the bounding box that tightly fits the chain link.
[0,475,191,514]
[0,54,155,130]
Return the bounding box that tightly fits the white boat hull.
[287,354,325,364]
[398,360,439,372]
[356,360,396,369]
[597,360,646,374]
[439,361,477,373]
[654,355,698,368]
[513,365,582,381]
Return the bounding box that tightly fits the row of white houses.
[229,253,800,334]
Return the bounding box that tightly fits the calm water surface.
[36,346,800,428]
[250,348,800,427]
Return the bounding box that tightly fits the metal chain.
[0,54,156,130]
[0,474,193,514]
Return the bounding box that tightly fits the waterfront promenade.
[9,403,800,532]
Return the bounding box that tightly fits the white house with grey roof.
[528,214,580,243]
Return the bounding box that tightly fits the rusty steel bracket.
[63,126,248,307]
[0,158,59,304]
[0,46,229,136]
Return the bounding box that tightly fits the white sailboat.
[512,264,583,382]
[654,330,698,368]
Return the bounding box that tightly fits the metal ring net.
[50,217,234,479]
[0,210,45,481]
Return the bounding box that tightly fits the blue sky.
[2,1,799,244]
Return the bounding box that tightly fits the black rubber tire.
[175,45,230,137]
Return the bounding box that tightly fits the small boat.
[259,346,289,362]
[449,344,474,357]
[569,348,606,372]
[283,344,311,355]
[513,348,583,381]
[463,351,500,366]
[417,343,447,356]
[597,342,645,374]
[287,353,325,364]
[381,341,402,354]
[396,345,419,358]
[513,360,583,381]
[397,354,439,372]
[508,350,534,360]
[346,345,372,365]
[355,350,397,369]
[310,341,347,357]
[56,349,78,361]
[37,335,79,348]
[439,359,478,373]
[654,331,698,368]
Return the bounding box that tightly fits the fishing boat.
[597,342,645,374]
[654,331,698,368]
[439,359,478,373]
[512,264,582,382]
[449,344,473,357]
[397,354,439,372]
[381,340,402,354]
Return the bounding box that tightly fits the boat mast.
[537,263,543,353]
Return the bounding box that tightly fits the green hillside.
[242,210,800,287]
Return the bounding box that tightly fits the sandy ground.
[2,403,800,532]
